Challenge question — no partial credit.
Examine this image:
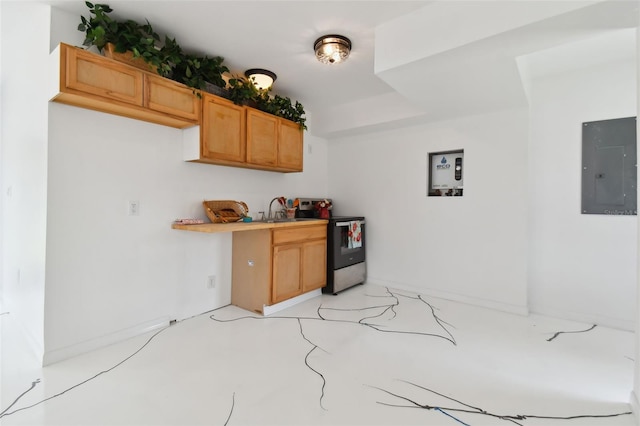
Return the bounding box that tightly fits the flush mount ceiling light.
[314,34,352,64]
[244,69,277,90]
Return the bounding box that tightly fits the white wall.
[0,1,51,359]
[325,33,638,331]
[0,4,329,364]
[44,105,328,363]
[328,109,530,314]
[528,57,637,330]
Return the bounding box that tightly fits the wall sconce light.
[244,69,277,90]
[314,34,352,64]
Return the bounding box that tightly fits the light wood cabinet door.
[278,119,303,171]
[65,45,143,106]
[272,244,302,304]
[247,108,278,167]
[246,108,303,171]
[201,94,246,163]
[52,43,198,129]
[302,239,327,292]
[231,229,272,314]
[272,225,326,245]
[144,74,199,122]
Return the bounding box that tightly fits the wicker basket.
[203,200,248,223]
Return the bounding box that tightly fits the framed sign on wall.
[428,149,464,197]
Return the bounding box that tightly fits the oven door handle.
[335,221,365,227]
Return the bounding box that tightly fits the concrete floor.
[0,284,635,425]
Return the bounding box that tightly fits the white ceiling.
[44,0,638,137]
[45,1,432,109]
[376,0,638,123]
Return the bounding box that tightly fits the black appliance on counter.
[294,198,332,219]
[294,198,366,295]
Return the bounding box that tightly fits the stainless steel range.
[295,198,366,294]
[325,216,366,294]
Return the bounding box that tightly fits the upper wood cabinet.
[278,119,304,171]
[50,43,303,172]
[63,44,143,106]
[201,93,246,164]
[50,43,198,129]
[184,98,304,173]
[246,108,303,172]
[144,74,200,122]
[247,108,278,167]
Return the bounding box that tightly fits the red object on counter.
[314,199,332,219]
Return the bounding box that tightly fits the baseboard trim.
[0,310,45,364]
[263,289,322,316]
[529,304,634,332]
[43,316,170,366]
[629,391,639,422]
[366,278,529,316]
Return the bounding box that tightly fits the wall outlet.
[128,200,140,216]
[207,275,216,289]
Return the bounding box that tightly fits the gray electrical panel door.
[582,116,636,215]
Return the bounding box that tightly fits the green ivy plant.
[78,2,228,85]
[268,94,307,130]
[227,76,307,129]
[77,2,116,51]
[78,2,165,73]
[227,75,262,106]
[156,36,182,78]
[171,53,229,91]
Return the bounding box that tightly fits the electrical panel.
[582,117,636,215]
[428,150,464,196]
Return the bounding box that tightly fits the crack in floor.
[547,324,597,342]
[372,380,632,425]
[1,285,632,425]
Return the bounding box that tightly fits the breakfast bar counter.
[171,218,328,233]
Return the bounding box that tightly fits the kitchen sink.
[252,218,317,223]
[256,219,291,223]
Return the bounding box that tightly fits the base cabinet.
[232,224,327,314]
[272,244,302,303]
[302,239,327,292]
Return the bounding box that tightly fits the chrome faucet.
[268,197,285,221]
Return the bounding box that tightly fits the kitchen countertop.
[171,218,328,233]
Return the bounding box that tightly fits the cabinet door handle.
[335,221,365,227]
